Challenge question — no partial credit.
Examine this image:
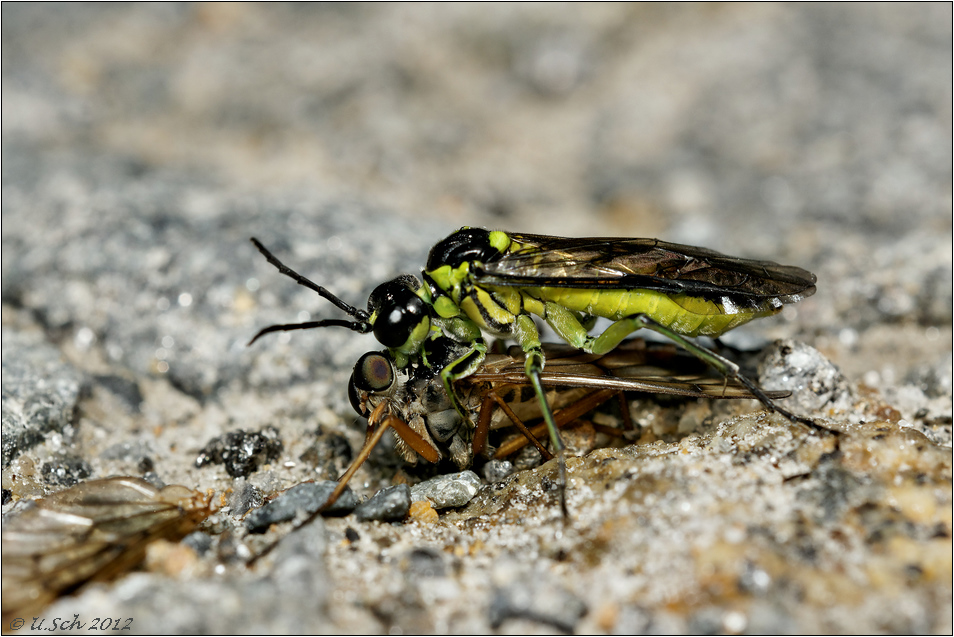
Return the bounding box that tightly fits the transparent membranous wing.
[2,477,213,622]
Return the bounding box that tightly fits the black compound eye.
[348,352,395,415]
[352,352,394,392]
[371,288,426,348]
[347,378,364,416]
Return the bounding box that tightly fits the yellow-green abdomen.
[527,287,780,337]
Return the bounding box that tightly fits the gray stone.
[3,5,950,634]
[245,481,357,533]
[759,339,854,413]
[489,578,588,632]
[354,484,411,522]
[1,329,86,468]
[482,459,515,483]
[410,470,482,508]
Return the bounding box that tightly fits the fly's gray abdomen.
[425,408,463,443]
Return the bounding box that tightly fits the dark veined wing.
[475,232,816,303]
[468,339,788,400]
[2,477,213,622]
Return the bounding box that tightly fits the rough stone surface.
[482,458,515,483]
[354,483,411,522]
[2,5,951,634]
[245,480,358,533]
[489,577,588,632]
[759,339,854,414]
[195,426,283,478]
[1,329,86,468]
[410,470,482,509]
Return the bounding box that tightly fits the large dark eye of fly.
[426,227,498,270]
[348,376,368,416]
[348,352,395,415]
[353,352,394,391]
[371,288,426,348]
[347,379,364,415]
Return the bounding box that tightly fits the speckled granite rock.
[3,4,950,634]
[2,329,86,469]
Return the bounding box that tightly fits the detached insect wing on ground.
[1,477,213,623]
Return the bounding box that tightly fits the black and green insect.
[249,228,817,511]
[325,335,791,512]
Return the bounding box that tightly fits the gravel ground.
[2,4,951,634]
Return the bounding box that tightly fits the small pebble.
[483,459,515,483]
[229,482,264,517]
[354,484,411,522]
[195,427,283,478]
[41,456,92,486]
[410,471,482,509]
[244,481,357,533]
[489,580,588,632]
[408,500,440,524]
[403,547,446,578]
[182,531,213,555]
[758,340,852,413]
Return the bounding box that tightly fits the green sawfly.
[249,228,817,514]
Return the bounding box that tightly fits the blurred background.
[5,4,950,240]
[4,4,951,387]
[2,4,951,633]
[4,0,952,486]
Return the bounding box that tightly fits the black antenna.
[248,238,372,344]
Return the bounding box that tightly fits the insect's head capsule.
[367,275,430,352]
[348,351,397,416]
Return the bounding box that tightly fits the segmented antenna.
[248,238,372,345]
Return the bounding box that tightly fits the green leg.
[513,314,569,517]
[542,302,817,428]
[439,340,488,428]
[621,315,818,426]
